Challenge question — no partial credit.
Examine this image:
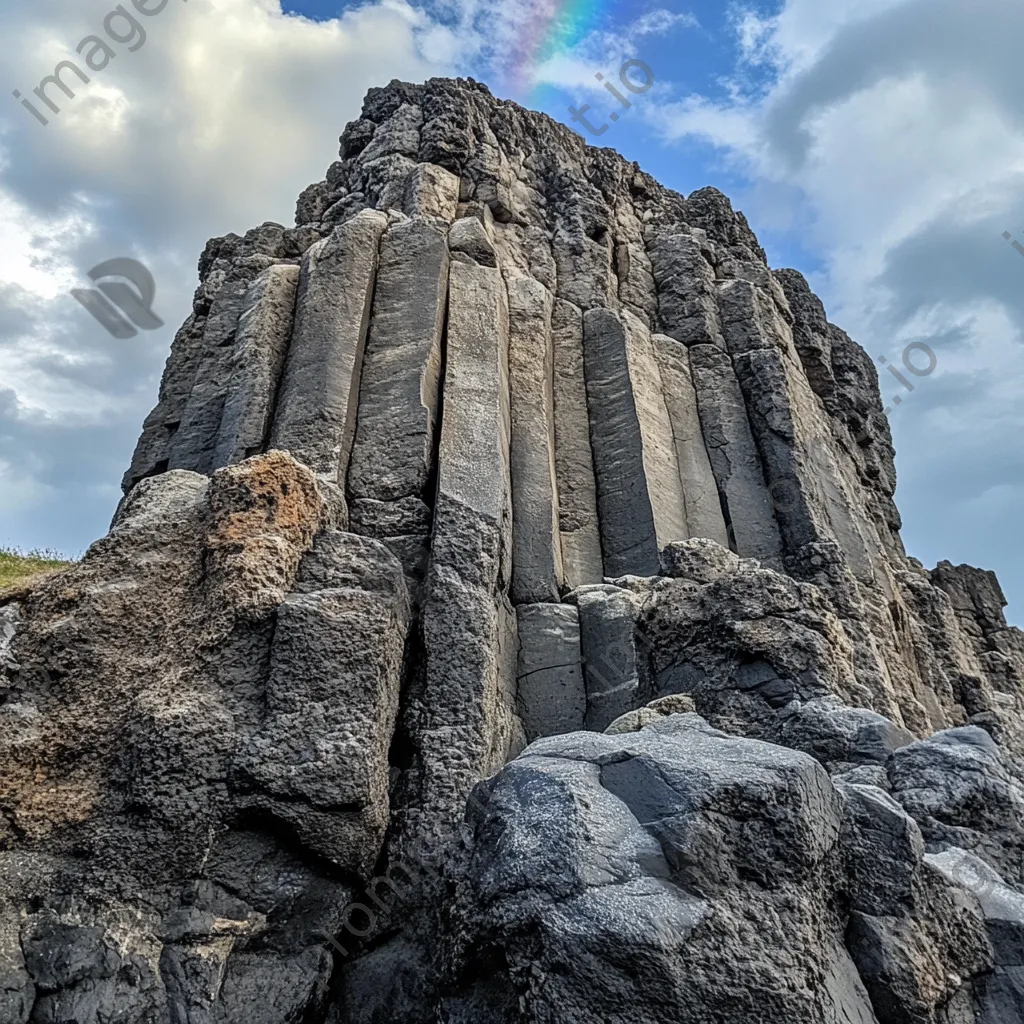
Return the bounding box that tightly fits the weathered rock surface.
[4,77,1023,1023]
[0,453,384,1023]
[271,209,389,485]
[346,215,448,513]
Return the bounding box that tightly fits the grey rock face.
[212,263,301,470]
[928,849,1024,1023]
[770,696,916,771]
[271,209,389,482]
[583,308,689,576]
[389,257,521,865]
[448,215,497,267]
[443,718,882,1023]
[6,77,1024,1023]
[235,531,411,873]
[346,216,449,512]
[888,727,1024,886]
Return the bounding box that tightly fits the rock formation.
[2,77,1023,1023]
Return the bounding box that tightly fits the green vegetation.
[0,547,75,591]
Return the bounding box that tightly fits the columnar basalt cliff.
[2,78,1023,1023]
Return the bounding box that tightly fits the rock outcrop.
[2,77,1023,1023]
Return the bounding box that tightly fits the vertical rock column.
[397,259,520,857]
[717,277,883,587]
[552,299,604,590]
[652,334,730,548]
[716,275,906,724]
[123,314,209,490]
[123,226,293,490]
[582,308,689,577]
[271,210,390,490]
[648,232,725,349]
[688,343,784,567]
[345,217,450,583]
[211,264,301,469]
[507,273,562,604]
[166,273,256,475]
[507,281,592,746]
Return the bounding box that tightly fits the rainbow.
[505,0,613,96]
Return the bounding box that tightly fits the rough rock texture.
[4,78,1024,1023]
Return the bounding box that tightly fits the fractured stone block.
[403,162,461,222]
[574,584,647,732]
[516,603,585,741]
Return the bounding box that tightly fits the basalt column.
[122,224,303,491]
[688,342,784,566]
[271,210,389,489]
[165,272,257,476]
[345,216,450,583]
[552,298,604,590]
[391,257,521,861]
[212,263,301,469]
[507,278,587,746]
[652,333,730,548]
[582,307,689,577]
[507,272,562,605]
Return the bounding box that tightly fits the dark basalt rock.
[2,77,1023,1023]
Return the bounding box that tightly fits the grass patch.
[0,547,76,591]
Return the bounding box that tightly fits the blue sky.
[269,0,821,268]
[1,0,1022,623]
[278,0,820,266]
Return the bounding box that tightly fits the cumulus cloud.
[642,0,1024,621]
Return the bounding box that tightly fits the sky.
[0,0,1022,624]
